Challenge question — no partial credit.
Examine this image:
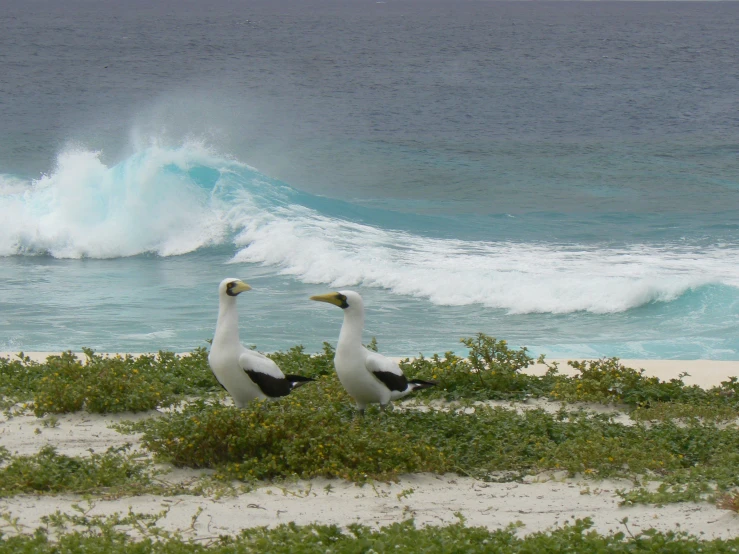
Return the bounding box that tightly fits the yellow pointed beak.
[232,281,252,294]
[310,292,344,307]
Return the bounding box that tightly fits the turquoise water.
[1,1,738,359]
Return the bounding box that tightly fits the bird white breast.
[209,347,265,406]
[335,350,391,406]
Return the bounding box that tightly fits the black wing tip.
[409,379,436,390]
[286,375,314,382]
[372,370,409,392]
[286,374,315,389]
[246,370,313,398]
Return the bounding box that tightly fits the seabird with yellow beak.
[310,290,435,413]
[208,278,312,407]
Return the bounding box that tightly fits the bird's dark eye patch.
[337,293,349,309]
[226,281,239,296]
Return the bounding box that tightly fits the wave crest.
[232,213,734,314]
[0,144,243,258]
[2,143,737,315]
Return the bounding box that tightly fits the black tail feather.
[408,379,436,390]
[286,375,315,390]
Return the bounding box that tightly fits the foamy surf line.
[231,211,739,314]
[3,144,739,316]
[2,352,737,389]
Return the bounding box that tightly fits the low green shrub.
[631,402,738,424]
[0,348,222,415]
[3,334,738,414]
[266,342,336,380]
[618,480,717,506]
[33,351,178,416]
[550,358,711,406]
[0,354,47,401]
[400,334,555,401]
[0,516,737,553]
[0,445,161,497]
[125,375,739,487]
[128,377,444,482]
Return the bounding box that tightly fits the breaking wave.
[2,143,738,315]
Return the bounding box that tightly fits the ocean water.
[1,0,738,359]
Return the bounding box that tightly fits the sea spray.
[0,145,235,258]
[1,144,738,318]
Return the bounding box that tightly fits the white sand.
[0,352,737,540]
[1,474,737,540]
[527,359,739,388]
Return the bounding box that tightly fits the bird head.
[310,290,364,312]
[219,278,252,298]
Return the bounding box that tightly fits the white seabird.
[208,278,313,407]
[310,290,435,412]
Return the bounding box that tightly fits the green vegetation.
[403,334,739,409]
[0,445,167,497]
[399,335,554,401]
[3,334,738,413]
[0,513,738,553]
[1,334,739,508]
[0,348,220,415]
[122,392,445,482]
[124,388,739,499]
[264,343,337,380]
[548,358,730,406]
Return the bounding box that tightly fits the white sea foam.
[122,330,177,340]
[3,144,738,316]
[231,205,739,315]
[0,174,29,195]
[0,144,233,258]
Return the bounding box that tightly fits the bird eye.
[226,281,240,296]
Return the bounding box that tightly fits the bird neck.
[214,297,240,346]
[338,309,364,351]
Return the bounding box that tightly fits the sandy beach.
[0,352,738,541]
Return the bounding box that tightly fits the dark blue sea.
[1,0,738,359]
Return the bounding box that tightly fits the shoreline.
[3,352,738,389]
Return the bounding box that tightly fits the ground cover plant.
[119,367,445,482]
[3,334,739,413]
[402,334,739,409]
[1,512,738,553]
[3,335,739,506]
[125,384,739,497]
[0,445,170,497]
[0,348,220,415]
[398,334,555,401]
